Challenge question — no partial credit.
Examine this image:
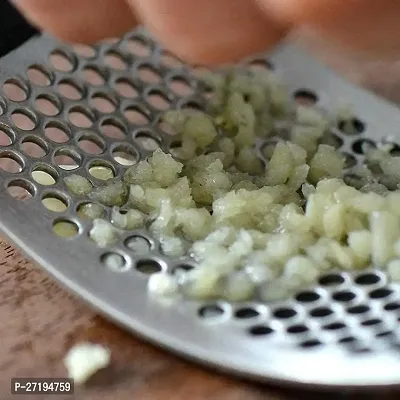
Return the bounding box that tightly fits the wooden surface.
[1,240,399,400]
[3,36,400,400]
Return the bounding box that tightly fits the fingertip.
[162,28,287,66]
[257,0,400,59]
[11,0,137,44]
[130,0,288,66]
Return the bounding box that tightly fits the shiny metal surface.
[1,30,400,389]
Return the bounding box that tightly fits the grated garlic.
[59,65,400,303]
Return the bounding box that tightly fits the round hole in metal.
[42,194,68,212]
[147,90,170,110]
[44,121,71,143]
[104,51,127,70]
[339,336,358,344]
[295,291,320,303]
[68,106,94,128]
[136,259,162,275]
[90,92,116,114]
[369,288,393,299]
[53,219,79,238]
[73,44,96,59]
[347,305,370,315]
[248,58,274,71]
[376,331,393,338]
[0,100,5,116]
[7,179,35,200]
[310,307,333,318]
[332,291,357,302]
[88,161,115,181]
[115,78,138,98]
[27,65,52,86]
[11,110,36,131]
[125,36,151,57]
[81,66,106,86]
[180,100,203,112]
[135,131,161,151]
[21,137,48,158]
[49,50,75,72]
[101,252,129,272]
[294,89,318,106]
[101,118,127,140]
[3,79,28,102]
[234,308,260,319]
[112,144,138,166]
[355,273,381,285]
[125,236,151,254]
[338,118,365,135]
[248,325,274,336]
[161,51,183,68]
[77,132,105,155]
[361,319,382,327]
[172,264,195,276]
[58,79,84,100]
[352,138,376,154]
[384,302,400,311]
[300,339,322,348]
[35,94,60,116]
[323,322,347,331]
[198,304,225,320]
[169,77,193,97]
[319,274,345,287]
[124,106,150,125]
[0,153,23,173]
[54,149,81,170]
[287,324,309,334]
[138,65,160,83]
[273,307,297,319]
[0,126,15,146]
[31,166,58,186]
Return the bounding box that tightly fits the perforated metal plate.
[1,29,400,390]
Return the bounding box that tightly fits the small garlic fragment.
[89,219,119,247]
[387,259,400,282]
[64,174,92,196]
[64,343,111,385]
[148,272,179,297]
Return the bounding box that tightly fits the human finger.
[128,0,289,65]
[11,0,137,44]
[257,0,400,58]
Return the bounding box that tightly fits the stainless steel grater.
[2,4,400,390]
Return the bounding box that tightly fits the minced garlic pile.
[63,66,400,302]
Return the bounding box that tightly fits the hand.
[11,0,400,65]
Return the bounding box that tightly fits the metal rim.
[1,31,400,389]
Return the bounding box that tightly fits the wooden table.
[2,35,400,400]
